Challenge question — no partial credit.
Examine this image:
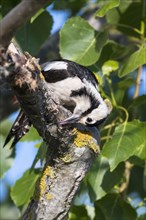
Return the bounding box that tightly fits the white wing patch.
[43,61,68,71]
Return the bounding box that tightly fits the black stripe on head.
[81,99,99,117]
[71,87,100,117]
[71,87,87,97]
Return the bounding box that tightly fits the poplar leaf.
[102,120,146,171]
[94,193,137,220]
[60,17,107,66]
[11,169,40,207]
[96,0,120,17]
[119,48,146,77]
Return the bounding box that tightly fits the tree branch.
[0,0,51,47]
[1,44,100,219]
[133,65,142,99]
[119,161,133,198]
[119,65,143,197]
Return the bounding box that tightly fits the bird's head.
[60,99,112,127]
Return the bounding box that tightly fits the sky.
[128,67,146,97]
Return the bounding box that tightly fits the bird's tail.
[3,110,31,148]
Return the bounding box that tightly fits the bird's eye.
[86,117,93,123]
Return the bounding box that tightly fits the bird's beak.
[59,115,80,125]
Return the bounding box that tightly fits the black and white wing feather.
[41,59,98,88]
[3,110,31,148]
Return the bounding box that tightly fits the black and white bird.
[3,59,112,148]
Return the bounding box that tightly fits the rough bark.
[0,44,100,219]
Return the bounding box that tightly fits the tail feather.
[3,110,31,148]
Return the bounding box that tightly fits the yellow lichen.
[61,154,72,163]
[39,71,45,80]
[74,129,100,153]
[45,166,55,179]
[39,175,46,197]
[46,193,54,200]
[39,166,55,197]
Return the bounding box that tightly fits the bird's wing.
[3,110,31,148]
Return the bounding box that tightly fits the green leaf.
[69,205,90,220]
[102,120,146,171]
[134,140,146,160]
[106,0,133,25]
[97,41,133,68]
[0,135,13,178]
[94,193,137,220]
[87,156,124,202]
[0,118,12,137]
[128,95,146,110]
[119,48,146,77]
[96,0,120,17]
[128,95,146,122]
[30,142,47,171]
[137,214,146,220]
[144,163,146,192]
[106,1,143,37]
[118,78,135,89]
[60,17,107,66]
[102,60,119,75]
[127,165,145,197]
[0,204,19,220]
[15,11,53,55]
[0,0,20,17]
[20,126,41,142]
[31,8,45,23]
[11,169,40,207]
[113,78,135,105]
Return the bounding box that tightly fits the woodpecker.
[3,59,112,148]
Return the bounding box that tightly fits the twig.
[119,161,133,197]
[0,0,51,47]
[133,65,142,99]
[119,64,143,196]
